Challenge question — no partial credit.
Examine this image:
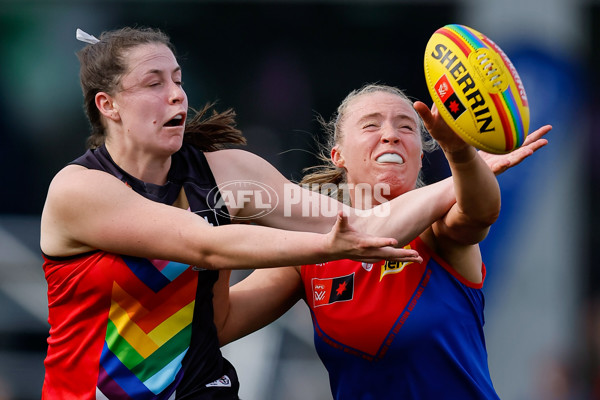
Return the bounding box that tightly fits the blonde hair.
[301,83,438,202]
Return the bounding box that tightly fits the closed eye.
[398,124,417,133]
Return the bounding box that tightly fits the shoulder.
[47,165,94,198]
[183,147,258,175]
[41,165,109,256]
[204,148,265,166]
[48,164,123,198]
[44,165,135,225]
[205,149,279,182]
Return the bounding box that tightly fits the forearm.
[187,224,329,270]
[183,213,408,270]
[350,177,456,246]
[445,146,501,226]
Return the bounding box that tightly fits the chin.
[167,135,185,150]
[155,141,183,158]
[378,176,415,198]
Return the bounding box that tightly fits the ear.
[95,92,120,122]
[331,145,345,168]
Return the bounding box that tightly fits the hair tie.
[76,28,99,44]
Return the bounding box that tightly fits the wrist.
[317,231,337,262]
[443,145,477,164]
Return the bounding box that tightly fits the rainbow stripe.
[437,25,486,56]
[436,24,526,150]
[96,256,197,399]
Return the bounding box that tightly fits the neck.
[105,142,171,185]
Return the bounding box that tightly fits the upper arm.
[40,165,212,260]
[218,266,303,346]
[422,226,484,284]
[206,149,342,233]
[425,203,490,283]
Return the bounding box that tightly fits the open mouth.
[164,114,184,127]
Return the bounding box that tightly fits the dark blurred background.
[0,0,595,399]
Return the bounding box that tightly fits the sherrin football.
[424,24,529,154]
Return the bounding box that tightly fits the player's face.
[333,92,422,205]
[111,43,188,157]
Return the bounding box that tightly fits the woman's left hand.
[479,124,551,176]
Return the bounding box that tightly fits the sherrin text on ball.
[424,24,530,154]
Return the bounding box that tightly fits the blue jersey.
[301,236,499,400]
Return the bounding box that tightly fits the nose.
[380,125,400,144]
[168,82,186,105]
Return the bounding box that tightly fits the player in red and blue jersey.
[222,84,551,399]
[301,236,496,399]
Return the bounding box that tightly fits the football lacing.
[477,52,503,87]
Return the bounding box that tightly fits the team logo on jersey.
[379,244,414,281]
[361,262,373,271]
[206,375,232,388]
[312,273,354,307]
[380,260,413,281]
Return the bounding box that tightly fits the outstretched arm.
[206,150,456,248]
[41,167,421,269]
[415,101,501,245]
[413,101,501,283]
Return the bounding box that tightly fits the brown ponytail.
[183,103,246,151]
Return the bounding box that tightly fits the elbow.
[191,247,242,271]
[468,197,501,228]
[193,256,226,271]
[469,210,500,234]
[479,207,501,227]
[188,251,224,271]
[486,197,502,225]
[448,207,500,245]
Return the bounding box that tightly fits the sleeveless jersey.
[42,144,240,399]
[301,236,500,400]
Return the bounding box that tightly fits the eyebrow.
[357,112,415,124]
[144,66,182,76]
[357,112,382,123]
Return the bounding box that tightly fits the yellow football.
[424,24,530,154]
